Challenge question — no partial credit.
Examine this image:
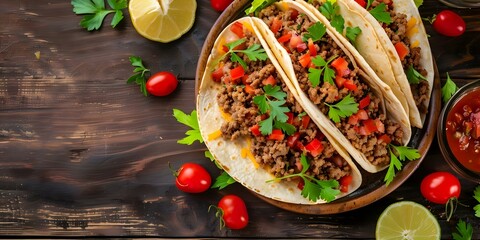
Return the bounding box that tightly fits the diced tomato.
[335,75,347,88]
[297,179,304,190]
[230,22,244,38]
[286,112,295,125]
[354,0,367,8]
[374,118,385,133]
[262,75,277,86]
[241,74,249,85]
[230,66,244,81]
[289,34,304,51]
[305,138,324,157]
[222,45,229,53]
[244,84,255,95]
[358,95,371,109]
[278,33,292,43]
[356,109,369,120]
[223,76,235,85]
[344,80,357,91]
[250,124,261,136]
[339,175,353,193]
[394,42,410,61]
[362,119,378,135]
[331,57,350,77]
[301,115,311,129]
[212,67,224,82]
[268,129,285,141]
[378,134,391,144]
[296,141,306,152]
[308,39,317,56]
[270,17,282,34]
[287,132,301,148]
[348,114,359,125]
[298,53,311,68]
[296,43,307,53]
[290,9,299,20]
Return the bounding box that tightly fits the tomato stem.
[168,162,179,177]
[208,205,225,229]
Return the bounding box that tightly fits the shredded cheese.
[406,17,419,38]
[411,40,420,48]
[241,138,259,169]
[208,130,222,141]
[219,107,232,122]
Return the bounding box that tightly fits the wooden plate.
[195,0,441,214]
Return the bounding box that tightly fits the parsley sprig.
[452,219,473,240]
[172,109,204,145]
[267,155,340,202]
[406,65,427,84]
[214,39,268,70]
[71,0,127,31]
[308,55,336,87]
[253,85,295,135]
[369,3,392,25]
[302,22,327,42]
[441,72,458,104]
[127,56,150,96]
[474,185,480,217]
[346,27,362,44]
[319,1,345,33]
[245,0,276,15]
[384,145,420,185]
[325,94,359,123]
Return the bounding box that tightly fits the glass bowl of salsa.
[438,79,480,183]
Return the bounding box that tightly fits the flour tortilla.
[197,17,362,204]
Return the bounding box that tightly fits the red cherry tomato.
[432,10,466,37]
[146,71,178,97]
[217,194,249,229]
[210,0,233,12]
[420,171,461,204]
[174,163,211,193]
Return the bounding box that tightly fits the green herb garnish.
[127,56,150,96]
[302,22,327,42]
[369,3,392,25]
[212,171,237,190]
[215,38,268,70]
[245,0,276,15]
[473,185,480,217]
[172,109,204,145]
[319,1,336,20]
[366,0,373,10]
[414,0,424,8]
[406,65,427,84]
[319,1,345,33]
[441,72,458,104]
[308,55,336,87]
[71,0,127,31]
[253,85,295,135]
[331,15,345,33]
[267,154,340,202]
[325,94,359,123]
[346,26,362,44]
[452,219,473,240]
[384,145,420,185]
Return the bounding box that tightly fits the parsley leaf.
[71,0,127,31]
[331,15,345,33]
[414,0,424,8]
[369,3,392,25]
[268,154,340,202]
[473,185,480,217]
[319,1,335,20]
[302,22,327,42]
[384,145,420,185]
[253,85,294,135]
[245,0,276,15]
[319,1,345,33]
[212,171,237,190]
[325,94,359,123]
[127,56,150,96]
[441,72,458,104]
[452,219,473,240]
[308,55,336,87]
[172,109,204,145]
[366,0,374,9]
[219,39,268,70]
[406,65,427,84]
[346,27,362,44]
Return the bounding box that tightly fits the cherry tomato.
[146,71,178,97]
[217,194,248,229]
[174,163,211,193]
[432,10,466,37]
[420,171,461,204]
[210,0,233,12]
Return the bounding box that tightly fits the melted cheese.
[208,130,222,141]
[411,40,420,48]
[241,138,259,169]
[219,107,232,122]
[406,17,419,38]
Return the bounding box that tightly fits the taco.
[252,0,413,174]
[197,17,362,204]
[301,0,433,128]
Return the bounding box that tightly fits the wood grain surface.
[1,0,479,238]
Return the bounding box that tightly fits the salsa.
[445,88,480,173]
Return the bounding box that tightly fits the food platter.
[195,0,441,214]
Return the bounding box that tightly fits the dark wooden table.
[1,0,479,238]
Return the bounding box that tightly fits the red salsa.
[445,88,480,173]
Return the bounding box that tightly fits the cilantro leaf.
[205,150,223,169]
[452,219,473,240]
[245,0,276,15]
[259,116,274,135]
[325,94,359,123]
[264,85,287,100]
[212,171,236,190]
[319,1,335,20]
[406,65,427,84]
[331,15,345,33]
[346,27,362,44]
[274,120,296,135]
[369,3,392,25]
[384,145,420,185]
[269,100,290,122]
[173,109,204,145]
[308,68,322,87]
[71,0,127,31]
[253,86,291,135]
[268,154,341,202]
[414,0,424,8]
[303,22,327,42]
[308,55,336,87]
[441,72,458,104]
[366,0,374,9]
[237,44,268,62]
[474,185,480,218]
[218,39,268,70]
[127,56,150,96]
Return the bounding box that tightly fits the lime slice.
[376,201,441,240]
[129,0,196,43]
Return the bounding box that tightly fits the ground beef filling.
[369,0,429,115]
[214,31,351,181]
[259,6,404,167]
